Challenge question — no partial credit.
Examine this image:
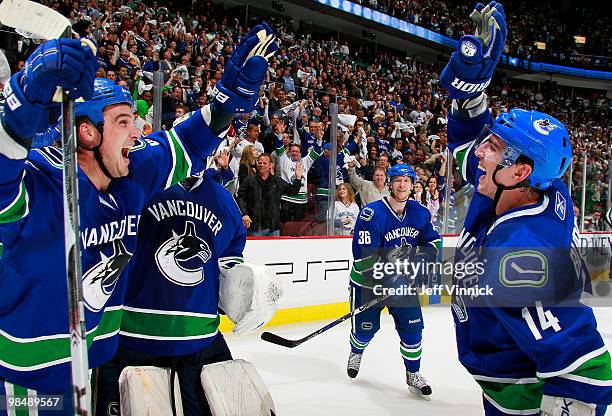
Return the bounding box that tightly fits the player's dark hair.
[516,154,542,197]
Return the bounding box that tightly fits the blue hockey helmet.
[485,109,572,190]
[388,163,417,183]
[75,78,134,127]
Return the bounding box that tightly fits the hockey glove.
[440,2,507,99]
[32,123,61,148]
[1,38,97,148]
[212,22,278,114]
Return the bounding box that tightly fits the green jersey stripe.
[0,172,29,224]
[121,308,220,339]
[308,148,322,159]
[560,351,612,383]
[537,346,609,379]
[166,129,193,188]
[0,307,122,370]
[482,392,540,415]
[478,380,543,413]
[353,255,380,272]
[349,267,374,288]
[281,193,308,204]
[452,140,475,182]
[129,139,147,152]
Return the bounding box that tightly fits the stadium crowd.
[2,0,610,235]
[353,0,611,69]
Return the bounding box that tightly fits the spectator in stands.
[276,140,322,222]
[426,175,442,224]
[175,104,190,121]
[347,160,389,207]
[26,0,605,236]
[237,153,303,237]
[586,210,608,232]
[281,66,295,93]
[411,180,427,206]
[237,145,259,188]
[260,115,285,154]
[334,183,360,236]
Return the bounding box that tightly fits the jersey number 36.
[358,231,371,245]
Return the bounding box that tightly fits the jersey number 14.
[521,301,561,340]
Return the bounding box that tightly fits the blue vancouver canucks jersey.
[350,198,441,288]
[0,109,222,393]
[448,109,612,410]
[119,174,245,356]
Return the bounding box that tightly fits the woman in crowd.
[411,180,427,206]
[426,175,442,223]
[238,145,259,186]
[334,183,360,236]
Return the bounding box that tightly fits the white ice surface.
[225,306,612,416]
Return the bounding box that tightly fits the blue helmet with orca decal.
[489,108,572,190]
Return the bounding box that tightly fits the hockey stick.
[261,294,391,348]
[0,1,90,414]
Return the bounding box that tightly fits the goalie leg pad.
[200,359,275,416]
[118,366,184,416]
[540,395,598,416]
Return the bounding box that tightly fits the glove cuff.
[212,80,257,114]
[451,93,488,120]
[2,73,56,148]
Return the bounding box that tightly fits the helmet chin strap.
[486,165,530,231]
[390,193,410,203]
[78,125,119,181]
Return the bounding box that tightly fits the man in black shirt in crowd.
[238,153,303,236]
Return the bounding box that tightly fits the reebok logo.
[409,319,421,324]
[560,398,573,416]
[451,77,490,94]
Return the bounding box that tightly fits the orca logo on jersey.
[83,239,133,312]
[155,221,212,286]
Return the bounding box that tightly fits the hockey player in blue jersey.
[347,163,441,398]
[94,166,282,415]
[0,24,278,415]
[440,2,611,414]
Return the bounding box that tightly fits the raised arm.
[439,2,507,186]
[0,39,97,221]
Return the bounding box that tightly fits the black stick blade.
[261,331,299,348]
